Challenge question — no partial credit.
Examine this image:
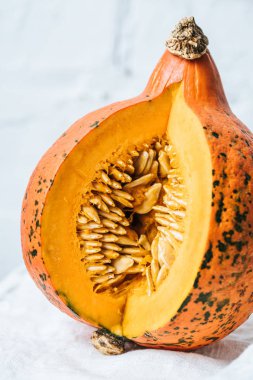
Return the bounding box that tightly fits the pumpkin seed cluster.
[76,137,187,295]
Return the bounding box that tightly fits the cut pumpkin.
[21,17,253,352]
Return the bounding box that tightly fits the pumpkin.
[21,17,253,353]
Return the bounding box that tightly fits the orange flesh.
[41,83,212,337]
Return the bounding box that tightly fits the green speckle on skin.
[29,249,37,258]
[28,226,35,242]
[178,294,192,313]
[244,173,251,186]
[234,223,243,232]
[215,192,224,223]
[201,243,213,269]
[38,280,46,291]
[221,170,227,179]
[216,299,229,312]
[193,272,201,288]
[205,336,219,342]
[195,292,214,307]
[232,253,240,266]
[144,331,153,338]
[223,230,246,252]
[39,273,47,281]
[90,121,99,128]
[235,208,248,224]
[217,240,227,252]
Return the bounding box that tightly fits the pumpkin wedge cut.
[21,17,253,353]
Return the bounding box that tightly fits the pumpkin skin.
[21,43,253,349]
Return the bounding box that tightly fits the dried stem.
[165,17,209,60]
[91,328,140,355]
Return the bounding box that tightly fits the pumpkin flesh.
[42,82,212,337]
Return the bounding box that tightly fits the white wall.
[0,0,252,279]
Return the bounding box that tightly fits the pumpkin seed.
[103,250,120,259]
[151,259,160,283]
[101,234,119,243]
[143,149,155,174]
[109,226,127,235]
[116,237,138,246]
[124,173,155,189]
[109,180,122,190]
[86,265,107,272]
[84,253,105,261]
[83,248,102,255]
[79,232,103,240]
[130,150,139,157]
[94,228,110,234]
[134,183,162,214]
[146,266,154,295]
[102,243,122,252]
[79,222,102,229]
[126,164,135,174]
[121,247,148,256]
[111,194,133,208]
[125,266,145,274]
[77,215,89,224]
[112,189,134,201]
[100,194,115,207]
[156,265,168,286]
[101,218,118,229]
[138,234,151,251]
[134,151,149,175]
[157,236,174,267]
[90,196,110,213]
[101,171,111,185]
[158,151,171,177]
[93,274,115,284]
[112,256,134,274]
[150,160,158,176]
[109,206,125,217]
[98,210,122,222]
[81,206,101,224]
[93,182,112,194]
[82,241,102,247]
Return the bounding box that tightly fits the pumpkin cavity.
[76,137,187,295]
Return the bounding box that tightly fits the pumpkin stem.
[166,17,209,60]
[91,328,141,355]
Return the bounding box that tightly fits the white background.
[0,0,253,280]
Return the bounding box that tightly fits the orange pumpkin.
[21,17,253,352]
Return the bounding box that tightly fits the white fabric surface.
[0,267,252,380]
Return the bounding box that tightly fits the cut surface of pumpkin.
[22,17,253,351]
[42,83,211,337]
